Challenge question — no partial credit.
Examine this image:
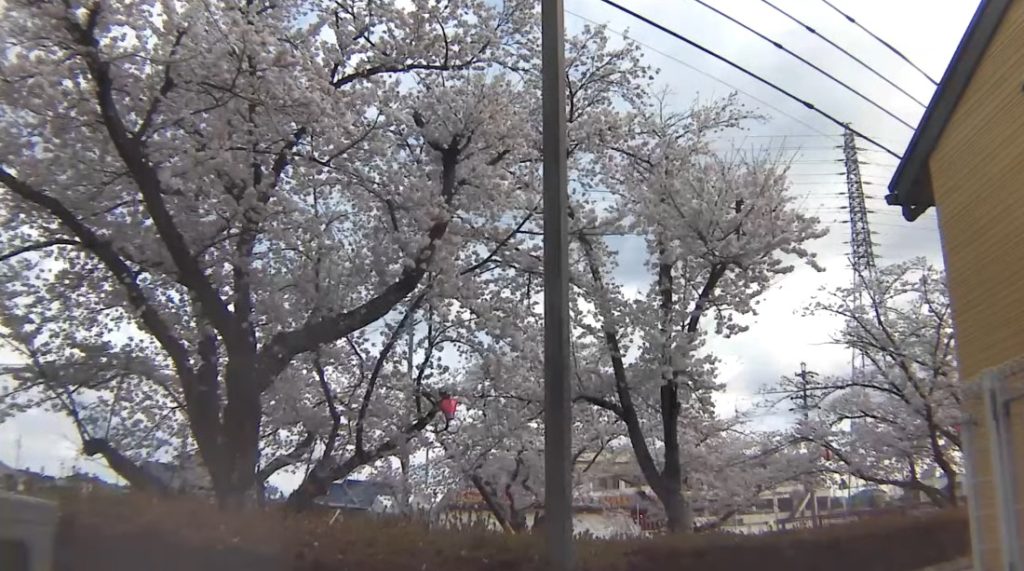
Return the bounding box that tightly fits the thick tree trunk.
[659,486,693,533]
[509,509,529,533]
[657,374,692,532]
[215,359,263,508]
[181,352,266,509]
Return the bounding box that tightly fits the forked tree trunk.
[286,455,364,512]
[656,483,693,533]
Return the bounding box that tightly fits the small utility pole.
[793,362,818,422]
[542,0,573,567]
[793,362,820,528]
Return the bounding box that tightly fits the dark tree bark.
[285,406,439,511]
[1,2,511,510]
[255,432,316,504]
[575,231,728,533]
[82,438,172,495]
[470,475,515,533]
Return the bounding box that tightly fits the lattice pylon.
[843,126,876,382]
[843,127,876,278]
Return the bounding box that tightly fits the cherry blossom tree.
[684,421,817,531]
[0,309,184,494]
[0,0,539,505]
[571,97,827,531]
[1,0,666,510]
[280,296,463,510]
[437,352,622,533]
[783,259,961,507]
[278,20,658,511]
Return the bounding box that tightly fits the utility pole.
[793,362,819,422]
[793,362,820,528]
[542,0,573,567]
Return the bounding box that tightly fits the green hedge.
[53,493,969,571]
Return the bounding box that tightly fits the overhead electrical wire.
[766,146,841,151]
[818,0,940,85]
[688,0,916,130]
[720,134,838,138]
[564,9,834,137]
[758,0,928,108]
[596,0,904,159]
[789,159,846,163]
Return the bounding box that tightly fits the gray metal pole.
[541,0,573,567]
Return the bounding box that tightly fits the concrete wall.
[0,493,59,571]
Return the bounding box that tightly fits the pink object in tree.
[439,396,458,421]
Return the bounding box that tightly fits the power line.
[789,172,846,176]
[688,0,915,130]
[790,185,846,189]
[818,0,940,85]
[795,190,886,196]
[564,9,833,137]
[594,0,904,159]
[717,134,839,138]
[868,221,938,230]
[767,146,841,151]
[789,160,846,164]
[827,220,937,232]
[758,0,928,108]
[789,173,893,180]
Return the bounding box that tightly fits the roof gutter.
[885,0,1012,221]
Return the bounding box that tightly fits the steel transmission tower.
[842,127,876,277]
[842,127,876,381]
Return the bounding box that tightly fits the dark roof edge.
[886,0,1013,221]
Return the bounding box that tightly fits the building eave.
[886,0,1013,221]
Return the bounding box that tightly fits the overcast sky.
[0,0,980,482]
[561,0,977,425]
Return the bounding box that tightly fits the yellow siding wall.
[930,0,1024,381]
[929,1,1024,568]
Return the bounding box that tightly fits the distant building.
[55,472,120,495]
[440,487,643,538]
[0,462,122,495]
[574,452,942,534]
[0,462,22,493]
[316,479,398,514]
